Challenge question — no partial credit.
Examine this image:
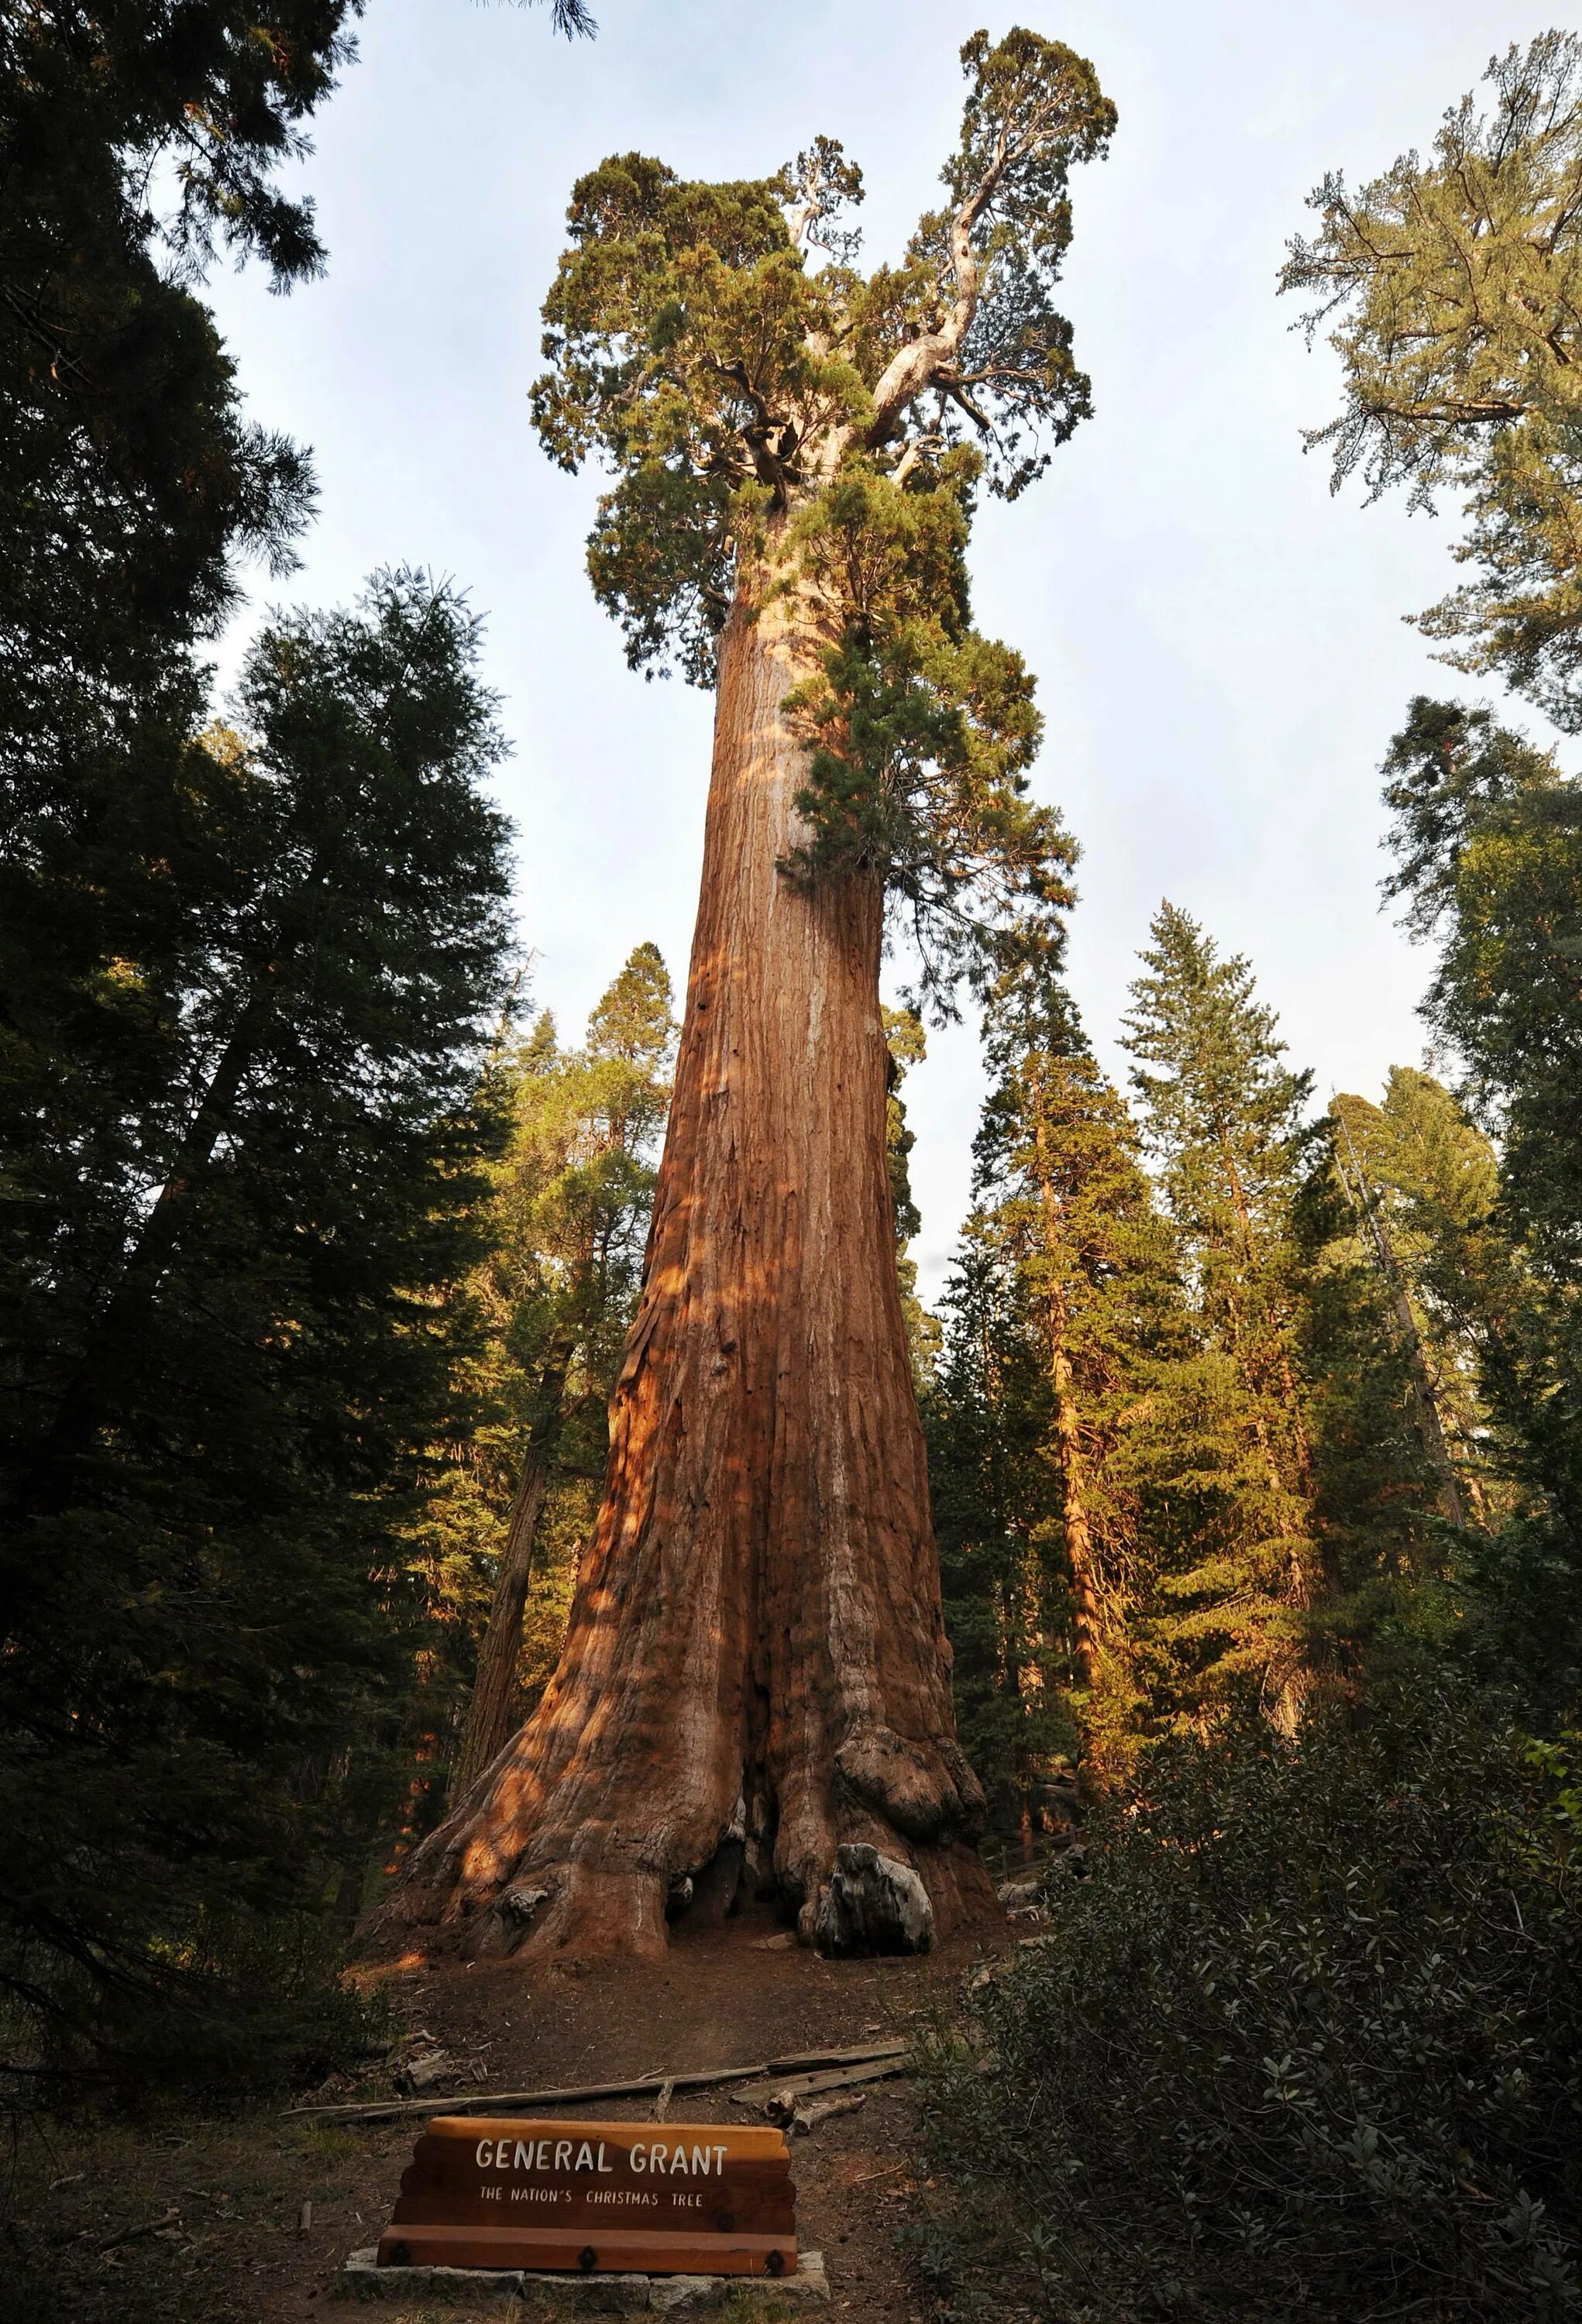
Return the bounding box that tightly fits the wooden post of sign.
[377,2119,797,2277]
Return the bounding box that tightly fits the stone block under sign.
[376,2117,797,2277]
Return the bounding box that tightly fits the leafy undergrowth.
[912,1689,1582,2323]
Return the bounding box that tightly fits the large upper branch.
[1362,392,1540,425]
[862,100,1060,445]
[864,161,1001,445]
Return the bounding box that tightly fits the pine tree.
[1294,1099,1467,1639]
[984,962,1181,1771]
[384,32,1117,1958]
[1378,699,1582,1708]
[1329,1071,1501,1532]
[445,948,676,1806]
[1281,34,1582,730]
[929,1236,1067,1828]
[928,937,1195,1802]
[1122,904,1319,1726]
[0,573,513,2088]
[1279,8,1582,1705]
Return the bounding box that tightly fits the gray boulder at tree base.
[814,1844,934,1954]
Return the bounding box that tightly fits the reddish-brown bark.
[374,569,992,1959]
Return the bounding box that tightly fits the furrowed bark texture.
[376,577,991,1958]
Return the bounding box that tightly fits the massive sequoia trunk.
[375,568,992,1959]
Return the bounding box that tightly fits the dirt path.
[2,1904,1013,2324]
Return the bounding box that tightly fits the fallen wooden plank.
[286,2064,763,2124]
[761,2056,912,2114]
[765,2038,906,2074]
[284,2037,909,2124]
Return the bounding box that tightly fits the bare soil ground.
[1,1902,1016,2324]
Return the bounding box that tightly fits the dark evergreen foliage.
[1,5,344,1592]
[1377,697,1582,1715]
[917,1690,1582,2322]
[0,575,513,2095]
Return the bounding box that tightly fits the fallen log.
[285,2037,909,2124]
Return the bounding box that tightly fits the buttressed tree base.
[372,27,1115,1959]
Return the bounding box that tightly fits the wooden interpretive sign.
[376,2116,798,2277]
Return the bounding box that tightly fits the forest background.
[5,4,1582,2319]
[202,0,1560,1291]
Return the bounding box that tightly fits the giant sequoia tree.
[383,29,1116,1957]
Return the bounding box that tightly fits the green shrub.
[917,1690,1581,2321]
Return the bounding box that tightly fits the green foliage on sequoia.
[530,29,1114,995]
[779,458,1072,1009]
[1281,33,1582,727]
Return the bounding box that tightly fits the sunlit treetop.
[531,26,1116,683]
[1280,33,1582,727]
[1122,902,1313,1241]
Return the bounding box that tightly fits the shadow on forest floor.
[1,1909,1015,2324]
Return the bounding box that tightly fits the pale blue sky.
[203,0,1560,1296]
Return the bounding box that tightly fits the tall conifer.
[0,575,513,2086]
[442,951,677,1805]
[1329,1071,1501,1533]
[1281,35,1582,731]
[930,948,1188,1794]
[387,32,1118,1957]
[1122,904,1319,1724]
[1377,700,1582,1707]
